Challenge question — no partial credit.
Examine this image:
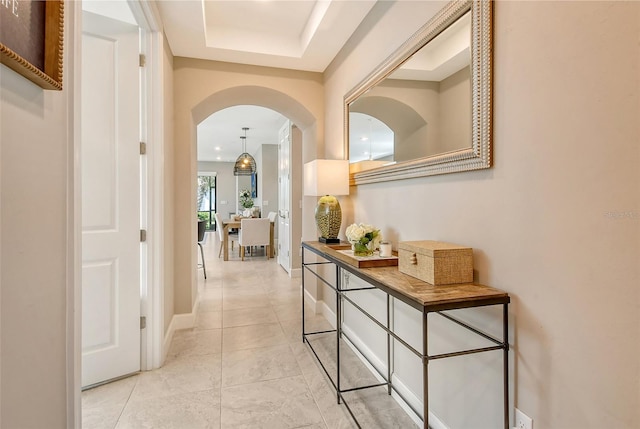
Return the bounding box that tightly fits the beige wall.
[172,59,324,314]
[325,1,639,428]
[257,144,279,223]
[438,66,471,154]
[0,7,76,427]
[163,34,175,334]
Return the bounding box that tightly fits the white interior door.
[81,11,141,387]
[278,122,291,272]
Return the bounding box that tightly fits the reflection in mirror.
[348,114,394,161]
[349,11,471,168]
[345,1,492,184]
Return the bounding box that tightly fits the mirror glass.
[345,1,492,184]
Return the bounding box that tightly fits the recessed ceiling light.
[215,146,221,151]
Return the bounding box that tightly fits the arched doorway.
[174,84,321,316]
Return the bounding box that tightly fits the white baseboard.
[304,288,319,312]
[341,324,387,378]
[161,318,176,362]
[389,373,449,429]
[319,300,337,329]
[161,293,201,362]
[317,300,448,429]
[289,267,302,278]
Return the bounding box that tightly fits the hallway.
[81,232,418,428]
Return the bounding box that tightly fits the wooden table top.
[302,241,509,312]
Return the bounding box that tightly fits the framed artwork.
[0,0,64,90]
[251,173,257,198]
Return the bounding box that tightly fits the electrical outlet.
[515,408,533,429]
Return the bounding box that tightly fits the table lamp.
[304,159,349,243]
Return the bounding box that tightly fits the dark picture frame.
[0,0,64,90]
[251,173,257,198]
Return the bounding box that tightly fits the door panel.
[278,122,291,272]
[81,11,140,387]
[82,260,116,350]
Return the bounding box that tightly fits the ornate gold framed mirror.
[345,0,492,184]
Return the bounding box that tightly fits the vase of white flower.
[239,189,254,209]
[345,223,382,257]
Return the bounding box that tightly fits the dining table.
[221,218,275,261]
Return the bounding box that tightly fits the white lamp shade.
[304,159,349,197]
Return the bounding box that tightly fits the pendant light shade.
[233,127,257,176]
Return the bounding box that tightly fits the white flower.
[346,223,365,244]
[361,223,376,234]
[239,189,253,208]
[345,222,382,249]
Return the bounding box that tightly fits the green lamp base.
[315,195,342,243]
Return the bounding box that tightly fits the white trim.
[162,317,176,361]
[391,375,449,429]
[147,29,165,371]
[71,3,166,423]
[171,308,199,331]
[341,324,387,376]
[68,1,82,427]
[319,300,337,329]
[162,294,201,361]
[128,0,163,31]
[304,288,322,315]
[128,0,165,372]
[289,267,302,278]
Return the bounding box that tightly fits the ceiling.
[85,0,377,164]
[155,0,376,164]
[157,0,376,72]
[197,105,288,164]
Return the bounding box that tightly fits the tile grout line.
[112,375,139,429]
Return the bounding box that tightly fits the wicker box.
[398,241,473,285]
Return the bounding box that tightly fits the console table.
[301,241,511,429]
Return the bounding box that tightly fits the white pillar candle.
[379,242,392,257]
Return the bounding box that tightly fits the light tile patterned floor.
[82,233,418,429]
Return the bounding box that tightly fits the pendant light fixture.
[233,127,257,176]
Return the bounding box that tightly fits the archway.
[176,85,319,316]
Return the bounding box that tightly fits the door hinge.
[139,54,146,67]
[140,229,147,242]
[140,316,146,329]
[140,142,147,155]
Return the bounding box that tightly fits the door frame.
[68,0,165,424]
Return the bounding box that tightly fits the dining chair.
[214,212,236,258]
[266,212,278,257]
[197,220,207,279]
[238,218,270,260]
